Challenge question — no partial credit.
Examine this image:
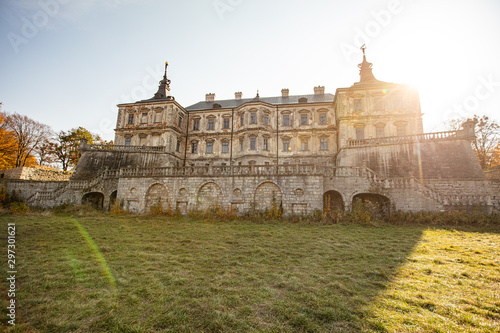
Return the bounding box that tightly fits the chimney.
[205,93,215,102]
[281,88,289,98]
[235,92,242,100]
[314,86,325,95]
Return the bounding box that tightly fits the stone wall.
[0,167,72,181]
[72,145,181,181]
[117,174,324,215]
[337,139,485,180]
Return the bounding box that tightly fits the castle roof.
[185,93,335,111]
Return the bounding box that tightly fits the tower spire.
[153,61,174,100]
[358,45,377,83]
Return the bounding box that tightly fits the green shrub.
[10,202,29,214]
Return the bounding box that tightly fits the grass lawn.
[0,213,499,332]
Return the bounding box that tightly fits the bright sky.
[1,0,500,141]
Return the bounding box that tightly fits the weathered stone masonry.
[2,52,499,213]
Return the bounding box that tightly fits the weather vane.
[361,44,366,56]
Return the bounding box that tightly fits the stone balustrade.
[346,130,460,148]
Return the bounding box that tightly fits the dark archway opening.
[352,193,391,216]
[323,191,345,213]
[82,192,104,210]
[108,190,118,211]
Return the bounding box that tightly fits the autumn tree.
[51,127,102,171]
[1,112,52,168]
[0,113,18,169]
[445,115,500,169]
[35,139,56,167]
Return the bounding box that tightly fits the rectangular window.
[263,114,269,125]
[356,127,365,140]
[155,112,162,123]
[250,112,257,124]
[223,118,230,129]
[206,142,213,154]
[222,141,229,153]
[354,99,363,112]
[191,142,198,154]
[127,114,134,125]
[125,137,131,146]
[240,114,244,126]
[141,113,148,124]
[176,140,181,152]
[301,139,308,151]
[263,138,269,150]
[283,139,290,152]
[283,115,290,126]
[319,113,327,125]
[250,137,256,150]
[300,114,308,125]
[320,138,328,151]
[374,98,385,111]
[178,116,183,128]
[239,138,244,151]
[397,125,407,136]
[376,126,385,138]
[208,119,215,130]
[193,119,200,131]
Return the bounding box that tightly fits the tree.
[35,139,56,167]
[2,112,53,168]
[51,127,102,171]
[445,115,500,169]
[0,113,18,169]
[472,115,500,169]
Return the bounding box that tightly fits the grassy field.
[0,213,499,332]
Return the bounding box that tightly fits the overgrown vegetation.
[0,185,29,214]
[0,213,498,332]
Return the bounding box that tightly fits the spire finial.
[152,61,173,100]
[357,46,377,83]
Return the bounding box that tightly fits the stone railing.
[346,130,460,148]
[119,164,324,178]
[85,143,167,153]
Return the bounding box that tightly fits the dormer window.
[299,97,308,103]
[213,103,222,109]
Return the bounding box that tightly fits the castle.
[3,51,499,214]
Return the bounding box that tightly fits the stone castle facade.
[3,52,499,214]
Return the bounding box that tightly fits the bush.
[10,202,29,214]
